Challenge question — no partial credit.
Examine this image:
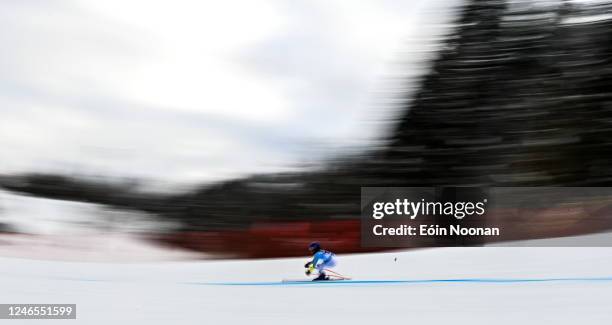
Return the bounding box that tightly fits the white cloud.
[0,0,460,185]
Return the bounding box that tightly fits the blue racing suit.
[310,249,337,274]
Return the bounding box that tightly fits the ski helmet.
[308,242,321,252]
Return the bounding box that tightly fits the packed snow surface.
[2,246,612,324]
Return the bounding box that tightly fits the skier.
[304,242,337,281]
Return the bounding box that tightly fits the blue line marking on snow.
[191,277,612,286]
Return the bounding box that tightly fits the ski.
[281,278,349,283]
[324,269,352,280]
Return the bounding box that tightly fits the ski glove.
[305,264,315,276]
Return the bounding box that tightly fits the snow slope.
[2,247,612,324]
[2,190,611,324]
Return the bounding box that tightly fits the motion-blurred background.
[2,0,612,259]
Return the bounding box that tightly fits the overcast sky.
[0,0,460,186]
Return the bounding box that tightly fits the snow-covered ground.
[1,190,612,324]
[0,189,200,261]
[2,247,612,324]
